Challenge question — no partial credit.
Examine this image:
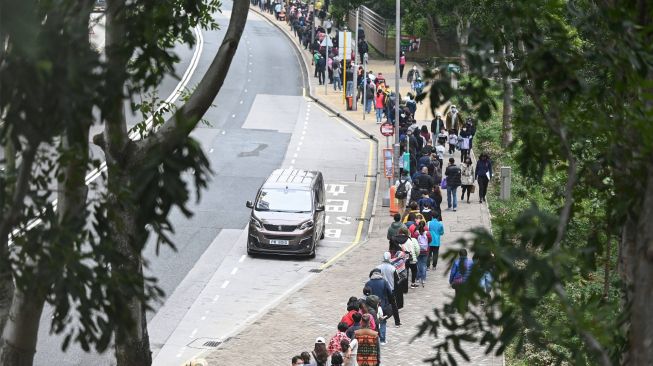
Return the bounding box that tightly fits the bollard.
[500,166,511,200]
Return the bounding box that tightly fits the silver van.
[245,169,326,257]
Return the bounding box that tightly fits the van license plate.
[269,239,289,245]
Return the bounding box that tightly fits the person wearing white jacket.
[402,237,420,288]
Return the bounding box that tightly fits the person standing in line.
[333,61,342,91]
[429,185,443,221]
[415,223,431,287]
[399,51,406,78]
[354,314,380,366]
[394,170,412,217]
[475,153,493,203]
[345,312,363,339]
[459,127,471,162]
[426,214,444,271]
[460,157,475,203]
[317,54,326,85]
[449,249,474,311]
[365,79,375,114]
[310,338,329,366]
[376,252,402,327]
[327,322,351,355]
[447,129,458,155]
[365,268,396,345]
[292,355,305,365]
[341,338,359,366]
[387,213,410,253]
[403,234,420,288]
[374,88,385,123]
[431,113,445,143]
[445,158,462,211]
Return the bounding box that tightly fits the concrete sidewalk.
[198,8,501,365]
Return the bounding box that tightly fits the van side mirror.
[315,204,325,212]
[246,200,254,209]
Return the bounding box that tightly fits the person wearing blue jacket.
[426,216,444,270]
[449,249,474,311]
[475,153,493,203]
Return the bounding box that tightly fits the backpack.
[417,233,429,254]
[395,179,408,199]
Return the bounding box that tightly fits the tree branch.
[524,85,577,250]
[553,284,612,366]
[131,0,249,162]
[0,145,38,247]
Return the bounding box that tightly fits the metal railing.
[350,5,389,37]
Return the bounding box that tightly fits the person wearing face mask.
[460,157,475,203]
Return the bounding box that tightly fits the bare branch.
[131,0,250,162]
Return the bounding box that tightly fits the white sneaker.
[380,341,387,345]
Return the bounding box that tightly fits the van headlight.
[250,217,262,229]
[298,220,314,230]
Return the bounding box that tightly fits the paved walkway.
[197,7,501,366]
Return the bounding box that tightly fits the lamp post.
[352,8,359,111]
[393,0,401,179]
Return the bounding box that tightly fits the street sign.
[383,148,393,178]
[380,122,394,137]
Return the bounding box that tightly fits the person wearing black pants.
[428,245,440,269]
[475,153,493,203]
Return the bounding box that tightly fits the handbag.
[470,184,476,193]
[440,177,447,189]
[451,275,464,289]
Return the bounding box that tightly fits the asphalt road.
[33,4,376,366]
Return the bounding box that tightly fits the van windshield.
[255,189,313,213]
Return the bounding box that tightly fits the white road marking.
[221,130,226,135]
[244,89,248,93]
[302,131,306,135]
[296,146,301,152]
[189,328,197,338]
[12,26,206,243]
[201,316,206,321]
[230,267,238,275]
[298,141,303,146]
[221,280,230,289]
[239,100,243,104]
[293,153,298,158]
[212,294,220,303]
[231,114,236,118]
[209,148,214,153]
[291,159,295,164]
[300,136,304,140]
[239,254,246,263]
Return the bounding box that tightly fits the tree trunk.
[108,173,152,366]
[628,155,653,365]
[0,290,45,366]
[456,17,470,73]
[501,41,514,147]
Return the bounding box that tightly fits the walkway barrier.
[389,186,399,215]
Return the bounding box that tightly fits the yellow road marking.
[320,137,374,270]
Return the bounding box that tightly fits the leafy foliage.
[417,1,652,365]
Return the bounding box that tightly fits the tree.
[420,0,653,364]
[0,0,249,365]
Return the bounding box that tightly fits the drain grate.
[309,268,323,273]
[202,341,222,348]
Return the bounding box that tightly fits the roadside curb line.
[249,6,378,144]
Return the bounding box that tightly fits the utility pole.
[393,0,401,179]
[362,51,367,120]
[352,8,359,111]
[325,31,329,95]
[310,0,315,48]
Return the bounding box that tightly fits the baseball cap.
[315,337,326,344]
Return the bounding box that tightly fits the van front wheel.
[320,224,325,239]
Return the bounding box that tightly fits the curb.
[249,5,378,143]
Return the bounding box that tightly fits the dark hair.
[331,352,344,365]
[432,185,442,198]
[313,343,328,363]
[338,321,349,332]
[393,213,401,222]
[459,249,469,275]
[409,201,419,210]
[449,157,455,164]
[340,339,351,353]
[352,311,362,323]
[292,355,303,364]
[418,222,426,234]
[301,351,311,363]
[407,212,416,222]
[363,286,372,296]
[346,296,359,311]
[361,313,371,327]
[420,125,428,134]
